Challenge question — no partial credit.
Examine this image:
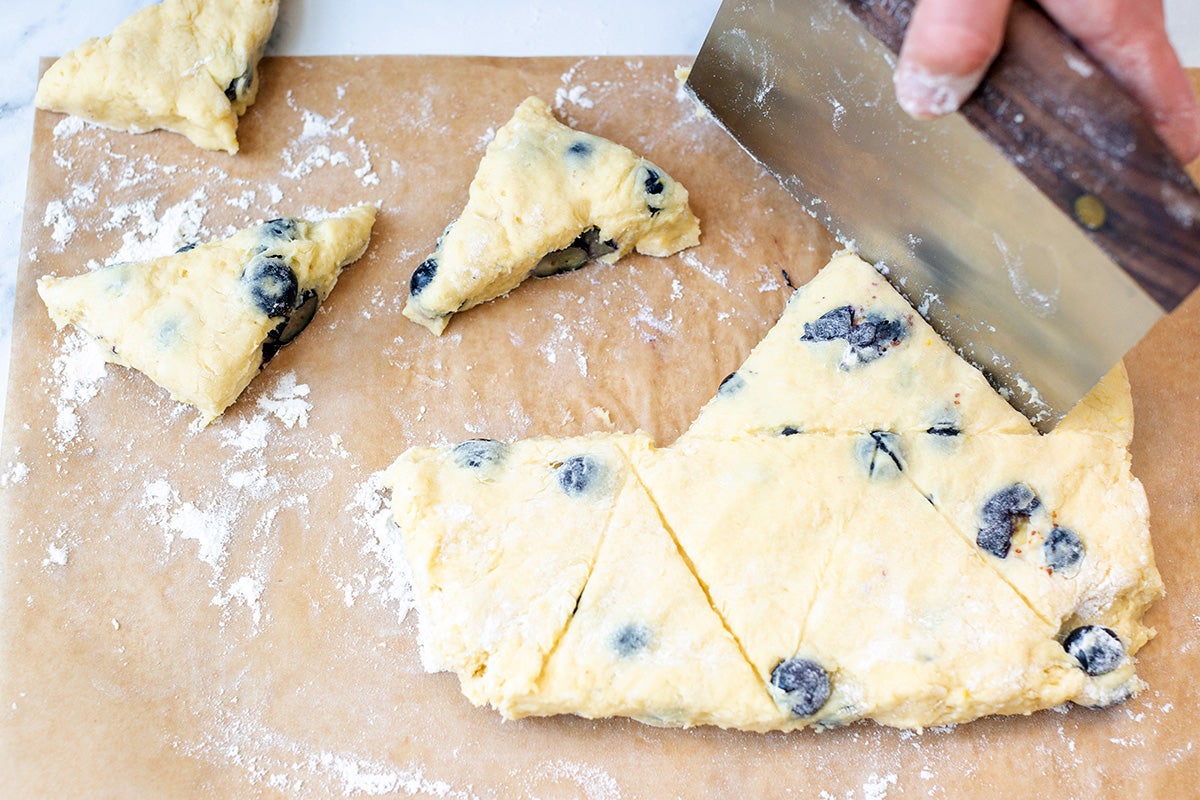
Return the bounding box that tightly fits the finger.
[1041,0,1200,164]
[894,0,1012,119]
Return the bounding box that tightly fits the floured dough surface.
[386,251,1161,731]
[402,96,700,334]
[37,204,377,424]
[34,0,279,153]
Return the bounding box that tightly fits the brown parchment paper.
[1,56,1198,799]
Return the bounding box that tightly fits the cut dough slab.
[385,251,1160,731]
[402,96,700,335]
[683,251,1036,439]
[38,204,377,425]
[34,0,279,153]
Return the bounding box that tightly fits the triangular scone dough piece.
[385,433,652,710]
[506,472,785,730]
[1055,361,1135,446]
[902,428,1161,703]
[796,472,1088,730]
[37,204,376,424]
[34,0,279,153]
[683,251,1035,439]
[632,436,870,724]
[402,96,700,335]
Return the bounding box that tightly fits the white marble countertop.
[1,1,1197,433]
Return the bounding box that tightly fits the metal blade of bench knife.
[685,0,1164,431]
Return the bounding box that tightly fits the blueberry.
[566,140,593,158]
[156,317,182,347]
[262,289,320,363]
[175,242,198,254]
[533,246,589,277]
[717,371,745,397]
[647,204,663,217]
[977,483,1040,559]
[224,66,254,103]
[261,217,300,242]
[452,439,507,470]
[612,624,651,657]
[802,306,854,342]
[1043,526,1084,573]
[576,227,618,259]
[643,167,665,195]
[926,422,961,437]
[779,425,802,436]
[1063,625,1124,676]
[855,430,905,479]
[242,256,298,318]
[801,305,907,365]
[410,258,438,296]
[557,455,602,496]
[770,657,831,717]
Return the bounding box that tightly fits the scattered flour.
[256,372,313,429]
[1,458,30,487]
[48,330,109,449]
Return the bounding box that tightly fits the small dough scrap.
[402,96,700,334]
[506,471,785,731]
[34,0,279,153]
[683,251,1035,439]
[37,204,376,424]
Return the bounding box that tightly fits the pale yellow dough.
[402,97,700,335]
[385,251,1161,731]
[34,0,279,153]
[38,205,377,424]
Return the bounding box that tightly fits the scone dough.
[34,0,279,153]
[385,250,1161,731]
[402,96,700,334]
[38,204,377,424]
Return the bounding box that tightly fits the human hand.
[892,0,1200,165]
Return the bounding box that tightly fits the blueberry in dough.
[611,623,651,657]
[977,483,1040,559]
[801,305,907,364]
[452,439,508,470]
[1063,625,1124,676]
[242,256,298,318]
[770,657,832,717]
[802,305,854,342]
[557,455,602,496]
[262,289,320,363]
[224,65,254,103]
[717,371,745,397]
[779,425,802,436]
[566,140,593,158]
[410,258,438,297]
[926,422,961,437]
[643,167,665,195]
[175,242,198,253]
[855,430,905,479]
[261,217,300,242]
[1043,526,1084,573]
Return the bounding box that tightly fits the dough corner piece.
[401,96,701,335]
[37,203,377,425]
[34,0,280,153]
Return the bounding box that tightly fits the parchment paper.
[1,56,1197,799]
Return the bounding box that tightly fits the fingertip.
[894,60,987,119]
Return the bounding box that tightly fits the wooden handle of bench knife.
[840,0,1200,312]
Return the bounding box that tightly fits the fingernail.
[894,61,986,119]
